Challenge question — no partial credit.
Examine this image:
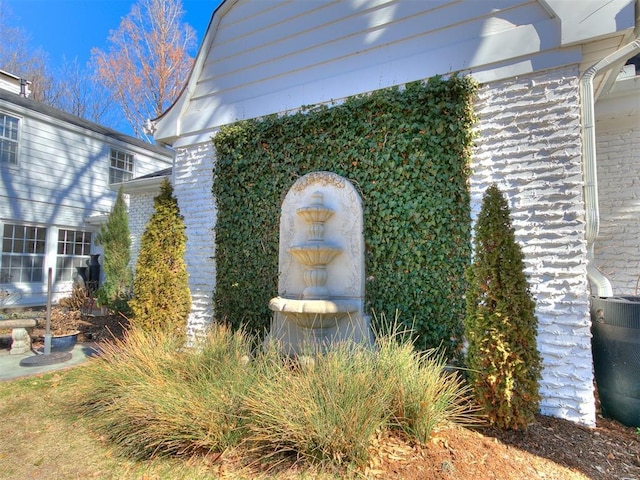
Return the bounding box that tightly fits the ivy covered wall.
[212,77,477,354]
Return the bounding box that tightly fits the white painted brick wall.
[595,128,640,295]
[471,65,596,426]
[129,192,157,269]
[173,143,217,340]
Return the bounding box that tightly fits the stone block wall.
[595,128,640,295]
[173,142,217,340]
[471,65,596,426]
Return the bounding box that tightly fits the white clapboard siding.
[157,0,602,146]
[197,1,549,94]
[0,92,173,228]
[156,0,634,146]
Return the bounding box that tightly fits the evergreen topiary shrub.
[464,184,542,429]
[95,186,132,314]
[130,180,191,340]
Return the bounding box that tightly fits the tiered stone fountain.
[268,171,372,355]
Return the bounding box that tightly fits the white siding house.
[149,0,639,426]
[595,62,640,294]
[0,84,173,307]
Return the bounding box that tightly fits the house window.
[0,113,19,165]
[1,224,46,283]
[110,149,134,184]
[55,229,92,282]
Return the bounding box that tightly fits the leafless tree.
[0,3,54,102]
[91,0,196,141]
[53,57,115,125]
[0,5,113,125]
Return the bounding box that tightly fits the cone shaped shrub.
[464,184,541,429]
[130,180,191,340]
[95,186,132,313]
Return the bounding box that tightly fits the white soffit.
[540,0,635,46]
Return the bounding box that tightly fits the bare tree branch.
[91,0,195,141]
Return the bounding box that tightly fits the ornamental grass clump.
[70,323,254,459]
[464,184,542,429]
[376,324,476,443]
[244,341,393,468]
[71,320,476,471]
[244,327,475,469]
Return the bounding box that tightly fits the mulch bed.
[31,310,129,345]
[0,307,128,347]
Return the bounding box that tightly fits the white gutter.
[110,174,170,194]
[580,36,640,297]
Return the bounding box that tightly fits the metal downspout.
[580,37,640,297]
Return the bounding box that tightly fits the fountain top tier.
[296,191,335,227]
[286,191,341,300]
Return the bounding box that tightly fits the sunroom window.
[55,229,92,282]
[0,224,46,283]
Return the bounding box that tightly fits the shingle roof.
[0,89,171,156]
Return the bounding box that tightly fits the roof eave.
[153,0,236,146]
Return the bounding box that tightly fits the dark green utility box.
[591,296,640,427]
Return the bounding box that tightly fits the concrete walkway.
[0,343,100,381]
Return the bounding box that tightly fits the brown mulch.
[29,308,129,345]
[0,307,128,348]
[367,414,640,480]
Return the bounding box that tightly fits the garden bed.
[30,310,128,345]
[324,413,640,479]
[0,307,128,347]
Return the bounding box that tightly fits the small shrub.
[95,186,133,314]
[129,180,191,340]
[464,184,542,429]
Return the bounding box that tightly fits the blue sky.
[5,0,223,69]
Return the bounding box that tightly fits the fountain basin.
[288,244,341,266]
[269,296,360,329]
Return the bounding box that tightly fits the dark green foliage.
[464,184,542,429]
[95,187,132,314]
[213,76,477,355]
[130,180,191,339]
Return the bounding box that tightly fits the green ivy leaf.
[212,75,477,356]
